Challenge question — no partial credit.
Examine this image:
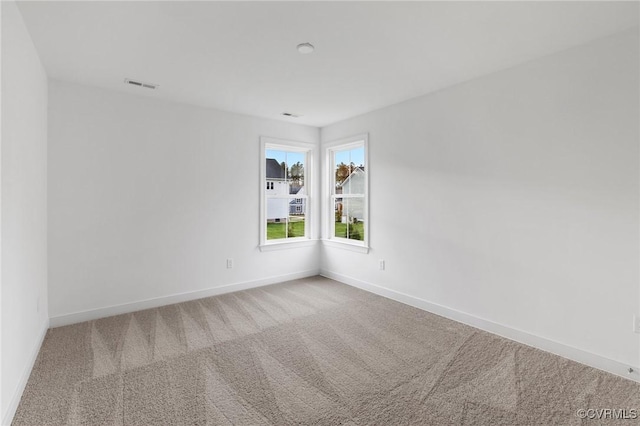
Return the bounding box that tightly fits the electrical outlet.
[379,260,385,271]
[634,314,640,334]
[226,258,234,269]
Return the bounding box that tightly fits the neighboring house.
[266,158,306,221]
[336,167,365,223]
[289,186,306,215]
[266,158,288,222]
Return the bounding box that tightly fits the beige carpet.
[13,276,639,425]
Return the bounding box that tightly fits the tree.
[335,162,363,187]
[289,161,304,186]
[335,162,350,185]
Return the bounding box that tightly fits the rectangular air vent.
[124,78,158,90]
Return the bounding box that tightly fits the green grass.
[334,221,365,241]
[267,220,305,240]
[267,219,364,241]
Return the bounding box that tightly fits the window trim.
[259,136,315,250]
[323,133,369,253]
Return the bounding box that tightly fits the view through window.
[331,144,366,242]
[265,148,307,240]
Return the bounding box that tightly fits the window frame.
[259,136,315,250]
[324,134,369,253]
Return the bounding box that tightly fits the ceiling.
[17,1,639,127]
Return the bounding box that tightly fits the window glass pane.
[287,150,305,231]
[334,197,364,241]
[287,199,305,238]
[347,197,365,241]
[265,150,287,188]
[334,149,351,194]
[349,146,365,173]
[286,151,305,188]
[266,198,289,240]
[350,146,365,196]
[334,146,365,195]
[267,221,286,240]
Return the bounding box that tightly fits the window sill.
[321,239,370,254]
[259,239,319,252]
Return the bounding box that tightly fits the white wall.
[321,29,640,373]
[1,1,49,423]
[0,0,3,417]
[48,81,320,322]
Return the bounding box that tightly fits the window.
[326,135,368,249]
[260,137,313,248]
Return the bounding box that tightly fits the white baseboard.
[320,269,640,383]
[2,319,49,426]
[50,269,320,328]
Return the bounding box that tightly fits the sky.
[334,146,365,167]
[266,149,305,167]
[266,146,364,168]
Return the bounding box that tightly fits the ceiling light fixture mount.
[297,42,314,54]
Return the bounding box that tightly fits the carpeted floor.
[13,276,639,425]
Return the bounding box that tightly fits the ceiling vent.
[124,78,158,90]
[282,112,301,118]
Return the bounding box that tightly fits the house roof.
[290,185,306,195]
[266,158,285,179]
[338,167,365,187]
